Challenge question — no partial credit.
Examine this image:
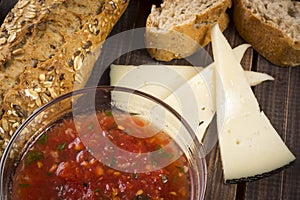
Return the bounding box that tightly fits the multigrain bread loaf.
[0,0,129,156]
[0,0,106,107]
[233,0,300,67]
[145,0,232,61]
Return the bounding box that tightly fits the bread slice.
[145,0,232,61]
[233,0,300,67]
[0,0,129,156]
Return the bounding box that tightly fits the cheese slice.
[245,71,274,85]
[110,64,203,100]
[163,67,214,141]
[110,63,273,98]
[110,46,274,142]
[211,24,295,182]
[110,43,273,97]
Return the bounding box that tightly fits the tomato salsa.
[11,111,191,199]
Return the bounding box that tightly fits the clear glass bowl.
[0,86,207,199]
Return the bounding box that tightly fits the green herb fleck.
[133,172,139,179]
[175,165,184,173]
[47,172,52,176]
[109,157,116,167]
[88,122,94,130]
[94,188,101,195]
[151,157,158,167]
[155,144,162,150]
[37,134,48,145]
[163,152,173,159]
[156,144,174,159]
[108,122,118,130]
[25,151,44,166]
[124,128,132,134]
[160,174,168,184]
[19,183,30,188]
[172,175,178,184]
[105,111,113,116]
[56,143,66,151]
[94,188,101,192]
[134,194,151,200]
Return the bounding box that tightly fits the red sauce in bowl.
[11,111,191,199]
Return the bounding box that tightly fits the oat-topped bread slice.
[0,0,129,156]
[233,0,300,67]
[145,0,232,61]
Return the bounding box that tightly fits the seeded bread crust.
[0,0,104,107]
[0,0,129,156]
[233,0,300,67]
[145,0,232,61]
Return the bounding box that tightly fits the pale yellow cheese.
[110,45,273,142]
[211,24,295,182]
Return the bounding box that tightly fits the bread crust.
[233,0,300,67]
[0,0,108,107]
[145,0,232,61]
[0,0,129,156]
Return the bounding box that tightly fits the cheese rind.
[211,24,295,182]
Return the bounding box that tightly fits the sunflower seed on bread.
[0,0,130,157]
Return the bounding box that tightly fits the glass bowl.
[0,86,207,199]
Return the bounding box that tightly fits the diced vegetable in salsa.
[11,111,191,199]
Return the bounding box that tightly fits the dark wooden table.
[1,0,299,199]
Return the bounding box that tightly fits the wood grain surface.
[1,0,299,199]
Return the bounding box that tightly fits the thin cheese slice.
[110,46,274,142]
[110,44,273,97]
[110,64,203,99]
[163,67,214,141]
[111,63,273,96]
[211,24,295,182]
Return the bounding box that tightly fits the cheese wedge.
[163,63,274,142]
[211,24,295,183]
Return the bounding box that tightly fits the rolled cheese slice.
[211,24,295,183]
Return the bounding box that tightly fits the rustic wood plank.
[244,55,300,200]
[0,0,17,24]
